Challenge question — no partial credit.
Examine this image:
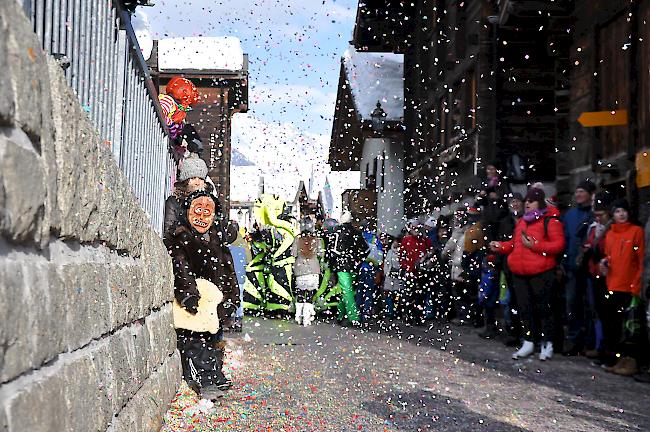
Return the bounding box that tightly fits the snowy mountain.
[231,148,255,166]
[231,113,329,201]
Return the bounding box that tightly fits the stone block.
[0,5,15,126]
[145,305,177,370]
[60,352,113,431]
[107,322,152,412]
[54,263,111,351]
[3,1,53,148]
[0,259,29,383]
[0,128,48,246]
[0,257,69,384]
[108,261,142,328]
[111,353,181,432]
[2,347,113,432]
[140,230,174,310]
[2,370,69,432]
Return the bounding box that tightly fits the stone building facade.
[0,3,179,431]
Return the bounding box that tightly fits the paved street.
[161,317,650,431]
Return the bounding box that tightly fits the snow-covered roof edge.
[159,36,245,72]
[342,48,404,121]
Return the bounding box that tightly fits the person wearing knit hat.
[610,198,631,214]
[524,187,546,209]
[598,196,644,375]
[178,154,209,183]
[490,183,566,361]
[164,154,214,238]
[576,179,597,194]
[562,178,597,355]
[578,191,613,359]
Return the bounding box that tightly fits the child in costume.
[292,217,322,326]
[164,190,239,401]
[159,76,199,140]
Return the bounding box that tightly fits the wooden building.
[334,0,650,224]
[149,37,249,214]
[329,48,406,236]
[399,0,574,215]
[327,1,412,235]
[556,0,650,212]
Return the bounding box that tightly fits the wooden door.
[598,12,632,158]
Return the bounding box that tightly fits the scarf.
[523,208,546,223]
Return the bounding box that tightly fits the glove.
[180,295,199,315]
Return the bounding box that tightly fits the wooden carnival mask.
[187,195,215,234]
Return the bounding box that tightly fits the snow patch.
[343,48,404,121]
[131,9,153,61]
[158,36,244,71]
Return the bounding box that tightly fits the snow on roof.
[158,37,244,71]
[343,48,404,121]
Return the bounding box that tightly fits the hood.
[545,205,561,218]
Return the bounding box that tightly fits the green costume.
[242,195,297,313]
[336,272,359,322]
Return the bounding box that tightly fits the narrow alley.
[3,0,650,431]
[162,318,650,431]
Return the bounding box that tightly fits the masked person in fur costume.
[164,190,239,401]
[292,217,322,325]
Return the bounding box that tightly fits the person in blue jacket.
[355,219,384,323]
[562,179,596,355]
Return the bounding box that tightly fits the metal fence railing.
[21,0,173,234]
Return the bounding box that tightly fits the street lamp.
[370,101,387,134]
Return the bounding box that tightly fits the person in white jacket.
[382,238,403,319]
[442,210,469,323]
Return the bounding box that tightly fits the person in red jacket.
[598,199,644,376]
[400,220,433,325]
[490,187,565,360]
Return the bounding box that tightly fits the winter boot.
[539,342,554,361]
[512,340,535,360]
[201,385,225,401]
[478,316,497,339]
[303,303,315,326]
[608,357,638,376]
[294,302,304,325]
[214,344,232,391]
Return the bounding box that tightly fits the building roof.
[158,36,245,72]
[351,0,414,53]
[342,49,404,121]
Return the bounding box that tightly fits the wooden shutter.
[598,13,631,158]
[638,1,650,150]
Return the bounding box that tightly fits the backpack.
[543,215,561,239]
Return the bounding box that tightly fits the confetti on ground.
[160,318,650,432]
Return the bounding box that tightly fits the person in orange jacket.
[490,187,565,361]
[598,199,644,376]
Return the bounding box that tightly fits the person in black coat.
[323,211,369,325]
[164,190,239,400]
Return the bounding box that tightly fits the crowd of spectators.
[336,164,650,382]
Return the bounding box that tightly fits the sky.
[139,0,361,203]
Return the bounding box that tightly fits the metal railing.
[21,0,173,234]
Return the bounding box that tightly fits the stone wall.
[0,3,180,431]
